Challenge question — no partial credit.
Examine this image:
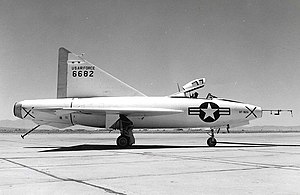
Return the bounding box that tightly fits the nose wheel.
[207,129,217,147]
[207,137,217,147]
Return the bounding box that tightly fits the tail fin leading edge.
[57,47,146,98]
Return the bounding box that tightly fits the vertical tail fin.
[57,47,146,98]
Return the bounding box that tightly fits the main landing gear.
[207,129,217,147]
[113,115,135,148]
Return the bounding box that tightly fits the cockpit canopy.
[170,78,205,98]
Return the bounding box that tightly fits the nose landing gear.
[207,128,217,147]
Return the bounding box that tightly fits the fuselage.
[14,96,262,129]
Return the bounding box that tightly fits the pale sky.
[1,0,300,126]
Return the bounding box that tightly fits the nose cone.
[13,102,23,119]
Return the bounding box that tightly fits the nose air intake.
[13,102,23,119]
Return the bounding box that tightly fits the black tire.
[116,136,129,148]
[207,137,217,147]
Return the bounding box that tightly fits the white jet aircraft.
[13,48,291,147]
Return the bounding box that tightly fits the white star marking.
[202,103,218,120]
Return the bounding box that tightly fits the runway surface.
[1,132,300,195]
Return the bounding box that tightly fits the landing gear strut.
[207,129,217,147]
[114,115,135,148]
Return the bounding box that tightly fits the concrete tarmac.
[1,133,300,195]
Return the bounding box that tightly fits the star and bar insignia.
[188,102,230,122]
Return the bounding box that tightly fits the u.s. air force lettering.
[188,102,230,122]
[71,65,95,78]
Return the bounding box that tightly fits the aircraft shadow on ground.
[38,145,205,152]
[218,141,300,147]
[34,141,300,152]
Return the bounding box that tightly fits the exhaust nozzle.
[13,102,23,119]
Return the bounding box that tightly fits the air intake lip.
[13,102,22,119]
